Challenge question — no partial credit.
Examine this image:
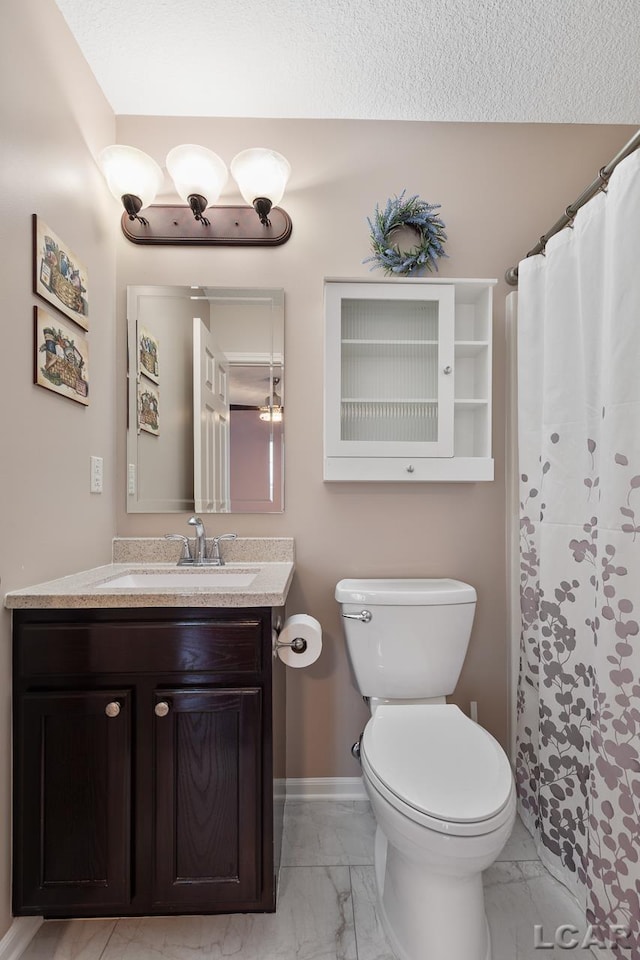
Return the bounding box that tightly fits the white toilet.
[336,578,515,960]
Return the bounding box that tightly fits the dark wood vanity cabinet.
[12,607,286,919]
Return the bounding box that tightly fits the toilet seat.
[361,703,514,837]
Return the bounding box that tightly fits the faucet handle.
[211,533,237,565]
[164,534,192,562]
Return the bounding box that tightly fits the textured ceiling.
[54,0,640,123]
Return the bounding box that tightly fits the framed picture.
[138,327,159,383]
[33,215,89,329]
[138,381,159,435]
[34,306,89,405]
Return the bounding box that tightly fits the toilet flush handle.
[342,610,372,623]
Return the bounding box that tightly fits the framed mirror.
[127,285,284,513]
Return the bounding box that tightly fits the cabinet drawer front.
[17,619,264,676]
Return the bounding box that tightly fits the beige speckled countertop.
[5,538,295,609]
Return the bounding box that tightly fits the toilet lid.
[361,704,513,823]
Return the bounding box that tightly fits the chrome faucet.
[188,516,207,563]
[164,519,236,566]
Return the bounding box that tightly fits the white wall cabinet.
[323,278,495,482]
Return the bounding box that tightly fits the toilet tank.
[335,578,477,699]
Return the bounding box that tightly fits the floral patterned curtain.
[516,150,640,957]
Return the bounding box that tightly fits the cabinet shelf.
[454,340,490,357]
[342,398,438,404]
[341,339,439,346]
[454,398,488,409]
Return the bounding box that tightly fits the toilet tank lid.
[335,578,476,605]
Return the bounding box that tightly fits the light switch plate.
[90,456,103,494]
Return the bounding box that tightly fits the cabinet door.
[15,690,131,912]
[153,687,262,908]
[325,282,455,458]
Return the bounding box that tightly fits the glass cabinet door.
[325,283,455,458]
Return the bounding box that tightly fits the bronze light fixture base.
[121,204,292,246]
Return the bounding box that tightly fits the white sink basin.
[98,571,257,590]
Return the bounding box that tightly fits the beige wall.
[115,117,636,779]
[0,0,117,938]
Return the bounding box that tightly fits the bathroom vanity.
[6,540,293,919]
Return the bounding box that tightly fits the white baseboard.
[286,777,367,801]
[0,918,43,960]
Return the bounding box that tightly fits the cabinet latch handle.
[154,701,170,718]
[105,701,121,718]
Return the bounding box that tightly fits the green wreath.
[364,191,448,276]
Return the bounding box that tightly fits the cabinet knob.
[443,365,452,374]
[154,701,170,718]
[406,464,415,473]
[105,701,121,718]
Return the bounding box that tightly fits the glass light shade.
[98,145,164,209]
[259,384,283,422]
[230,148,291,206]
[166,144,228,206]
[259,403,283,423]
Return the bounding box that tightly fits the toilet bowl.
[360,703,515,960]
[336,578,516,960]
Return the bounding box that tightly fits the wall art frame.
[34,306,89,406]
[33,215,89,329]
[137,381,159,436]
[138,326,159,384]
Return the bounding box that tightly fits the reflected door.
[193,319,230,512]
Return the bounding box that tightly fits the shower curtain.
[515,149,640,956]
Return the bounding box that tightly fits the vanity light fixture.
[230,148,291,226]
[99,145,164,225]
[165,144,228,226]
[98,143,292,246]
[259,377,284,423]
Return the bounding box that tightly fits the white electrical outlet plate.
[128,463,136,495]
[90,456,103,494]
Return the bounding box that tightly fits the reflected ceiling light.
[259,377,283,423]
[99,143,292,247]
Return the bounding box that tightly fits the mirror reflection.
[127,285,284,513]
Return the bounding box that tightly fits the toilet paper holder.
[273,631,308,655]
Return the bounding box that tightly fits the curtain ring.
[565,206,576,229]
[598,166,611,194]
[526,235,546,258]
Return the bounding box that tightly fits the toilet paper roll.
[274,614,322,668]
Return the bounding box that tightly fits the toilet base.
[372,821,498,960]
[377,893,492,960]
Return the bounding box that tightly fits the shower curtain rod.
[504,127,640,286]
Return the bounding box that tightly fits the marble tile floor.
[22,801,594,960]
